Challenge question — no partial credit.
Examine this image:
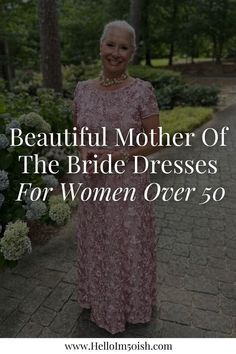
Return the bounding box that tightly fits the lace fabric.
[73,78,159,334]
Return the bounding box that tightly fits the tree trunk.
[143,0,152,66]
[0,39,14,90]
[216,40,224,64]
[212,36,222,64]
[0,40,7,81]
[129,0,143,65]
[38,0,62,92]
[4,39,13,90]
[168,0,178,67]
[168,42,174,66]
[145,47,152,66]
[215,45,222,64]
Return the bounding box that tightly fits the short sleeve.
[139,81,159,119]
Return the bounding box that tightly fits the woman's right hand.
[80,147,99,161]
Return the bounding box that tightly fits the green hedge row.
[128,65,219,110]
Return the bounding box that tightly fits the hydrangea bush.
[0,220,31,261]
[0,113,78,269]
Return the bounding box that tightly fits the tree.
[0,0,37,90]
[38,0,62,92]
[177,0,203,63]
[199,0,236,63]
[143,0,152,66]
[129,0,143,64]
[152,0,186,66]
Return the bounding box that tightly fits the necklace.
[99,71,128,87]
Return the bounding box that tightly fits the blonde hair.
[100,20,136,52]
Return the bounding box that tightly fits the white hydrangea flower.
[48,194,65,206]
[24,200,47,220]
[0,193,5,208]
[40,120,51,133]
[68,196,79,209]
[5,120,21,134]
[49,203,71,226]
[18,112,51,133]
[0,220,32,261]
[46,147,67,162]
[42,174,59,188]
[0,134,9,149]
[37,156,49,173]
[21,187,34,204]
[0,170,9,191]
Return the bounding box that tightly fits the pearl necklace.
[98,71,128,87]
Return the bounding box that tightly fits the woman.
[73,20,160,335]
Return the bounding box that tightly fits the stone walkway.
[0,104,235,338]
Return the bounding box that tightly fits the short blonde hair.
[100,20,136,52]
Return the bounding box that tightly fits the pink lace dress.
[73,78,159,334]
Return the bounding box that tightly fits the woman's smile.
[107,58,123,66]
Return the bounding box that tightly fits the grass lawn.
[160,106,213,139]
[141,57,213,67]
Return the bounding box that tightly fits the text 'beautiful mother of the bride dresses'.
[73,78,159,334]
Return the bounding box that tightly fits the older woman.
[73,20,160,335]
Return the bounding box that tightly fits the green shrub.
[12,70,42,96]
[0,113,77,268]
[129,65,183,88]
[0,79,6,93]
[181,85,219,106]
[2,89,72,132]
[128,65,219,110]
[155,83,219,110]
[62,65,86,97]
[36,89,72,132]
[156,84,185,110]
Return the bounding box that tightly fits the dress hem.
[78,300,157,335]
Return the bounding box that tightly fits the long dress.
[73,77,159,334]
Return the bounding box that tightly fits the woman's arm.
[86,113,160,173]
[111,113,160,163]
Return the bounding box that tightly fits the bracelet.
[121,148,130,164]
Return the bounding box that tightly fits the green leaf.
[0,153,13,169]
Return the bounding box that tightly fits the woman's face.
[100,28,134,77]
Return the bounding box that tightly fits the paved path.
[0,104,235,338]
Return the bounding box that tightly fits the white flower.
[0,134,9,149]
[48,193,78,208]
[0,193,5,208]
[68,196,79,208]
[24,200,47,220]
[49,203,71,226]
[0,170,9,191]
[46,147,67,161]
[18,112,51,133]
[42,174,59,188]
[37,156,49,173]
[20,187,34,204]
[5,120,21,134]
[0,220,32,261]
[48,194,65,206]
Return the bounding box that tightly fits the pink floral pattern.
[73,78,159,334]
